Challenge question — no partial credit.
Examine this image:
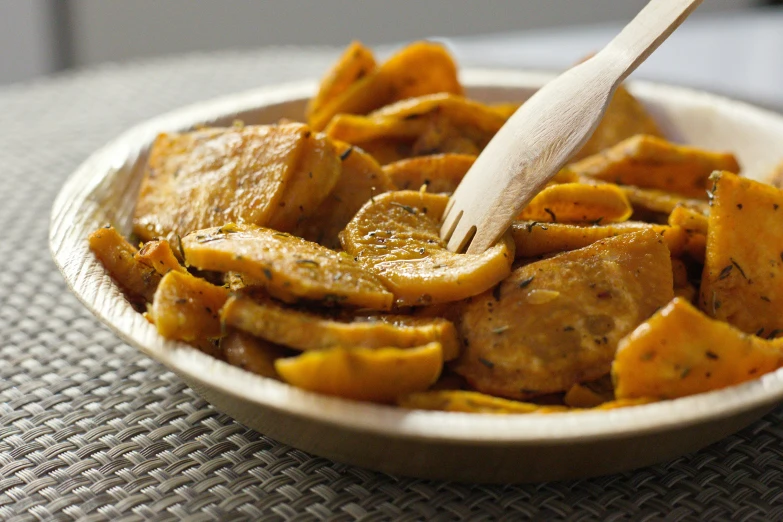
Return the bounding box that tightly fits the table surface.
[3,11,783,521]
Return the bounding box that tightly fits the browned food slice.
[668,205,708,235]
[149,270,229,352]
[511,221,688,258]
[517,183,632,223]
[294,142,394,249]
[563,375,614,408]
[566,135,740,198]
[309,41,462,131]
[699,172,783,335]
[613,298,783,400]
[275,342,443,403]
[223,330,290,379]
[398,390,564,413]
[622,185,710,221]
[222,295,461,360]
[183,223,392,310]
[135,239,185,276]
[133,123,340,241]
[574,84,663,160]
[384,153,476,193]
[88,226,160,305]
[306,41,377,126]
[341,191,515,306]
[453,229,674,399]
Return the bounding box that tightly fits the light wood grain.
[443,0,703,254]
[49,71,783,483]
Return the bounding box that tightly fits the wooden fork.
[441,0,703,254]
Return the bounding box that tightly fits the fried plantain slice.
[567,134,740,198]
[89,226,160,306]
[511,221,688,258]
[384,153,476,193]
[275,342,443,403]
[453,229,674,399]
[222,329,290,379]
[135,239,186,276]
[613,298,783,400]
[183,223,393,310]
[222,294,461,360]
[699,172,783,335]
[294,141,394,250]
[149,270,229,350]
[517,182,633,223]
[341,191,515,306]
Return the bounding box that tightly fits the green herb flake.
[518,276,535,289]
[478,357,495,369]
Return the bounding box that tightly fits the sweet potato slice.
[135,239,185,276]
[309,41,462,131]
[574,84,663,160]
[613,298,783,400]
[398,390,565,414]
[622,185,710,218]
[88,226,160,305]
[182,224,393,310]
[223,330,289,379]
[511,221,687,258]
[293,142,394,249]
[518,182,632,223]
[275,342,443,403]
[222,295,461,360]
[341,191,515,306]
[306,41,377,127]
[699,172,783,335]
[453,229,674,399]
[149,270,229,349]
[567,135,740,198]
[668,205,708,235]
[384,153,476,193]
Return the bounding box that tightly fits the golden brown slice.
[517,183,632,223]
[88,226,160,305]
[183,223,393,310]
[668,205,708,235]
[223,330,289,379]
[453,229,674,399]
[566,135,740,198]
[622,185,711,218]
[149,270,229,349]
[133,123,340,241]
[341,191,515,306]
[613,298,783,400]
[222,295,461,360]
[276,342,443,403]
[699,172,783,335]
[294,142,394,249]
[135,239,185,276]
[309,41,462,131]
[384,153,476,193]
[563,375,615,408]
[306,41,377,126]
[574,84,663,160]
[511,221,688,258]
[398,390,565,413]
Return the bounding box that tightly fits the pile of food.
[89,41,783,414]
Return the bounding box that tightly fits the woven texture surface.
[3,47,783,521]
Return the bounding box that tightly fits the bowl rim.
[50,68,783,446]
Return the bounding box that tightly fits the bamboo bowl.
[51,70,783,483]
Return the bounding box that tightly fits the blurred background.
[2,0,780,85]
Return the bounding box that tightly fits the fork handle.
[601,0,703,81]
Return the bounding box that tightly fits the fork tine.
[446,211,478,253]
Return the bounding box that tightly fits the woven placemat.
[3,47,783,521]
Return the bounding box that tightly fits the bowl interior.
[50,70,783,448]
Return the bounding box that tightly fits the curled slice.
[398,390,568,414]
[621,185,710,218]
[341,191,515,306]
[149,270,229,350]
[275,342,443,403]
[511,221,687,258]
[183,223,393,310]
[384,153,475,193]
[613,298,783,400]
[566,134,740,199]
[223,330,290,379]
[453,229,674,399]
[518,182,632,223]
[89,226,160,306]
[136,239,185,276]
[222,295,461,360]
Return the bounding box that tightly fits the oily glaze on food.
[89,40,783,414]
